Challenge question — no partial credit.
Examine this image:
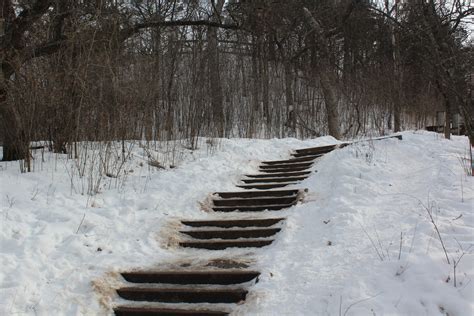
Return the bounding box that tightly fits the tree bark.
[284,61,296,135]
[0,91,29,162]
[303,7,341,139]
[444,96,451,140]
[391,1,402,133]
[208,0,226,137]
[319,70,341,140]
[261,44,270,130]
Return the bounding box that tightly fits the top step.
[292,144,337,156]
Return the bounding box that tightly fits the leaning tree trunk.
[303,7,341,139]
[319,70,341,140]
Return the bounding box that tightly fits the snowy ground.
[0,131,472,315]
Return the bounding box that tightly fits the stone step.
[244,171,310,178]
[181,218,284,228]
[180,239,274,250]
[236,183,297,190]
[214,190,299,199]
[241,176,307,184]
[213,196,297,207]
[181,228,281,240]
[261,155,321,165]
[114,306,229,316]
[212,203,295,212]
[259,162,313,169]
[116,287,247,303]
[121,271,260,285]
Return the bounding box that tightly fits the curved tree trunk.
[319,70,341,140]
[303,7,341,139]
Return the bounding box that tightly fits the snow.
[0,131,473,315]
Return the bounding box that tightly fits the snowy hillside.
[0,131,473,315]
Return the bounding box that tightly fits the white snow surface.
[0,131,473,315]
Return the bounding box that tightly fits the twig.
[374,227,387,259]
[381,193,450,264]
[76,213,86,234]
[343,292,382,316]
[398,231,403,260]
[424,198,450,264]
[452,243,472,287]
[470,139,473,176]
[408,220,419,254]
[360,224,384,261]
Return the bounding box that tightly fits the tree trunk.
[319,70,341,139]
[459,97,473,144]
[208,0,225,137]
[261,52,270,130]
[284,61,296,135]
[303,7,341,139]
[251,35,260,113]
[393,100,401,132]
[444,97,451,140]
[391,1,402,133]
[1,98,29,162]
[1,64,30,162]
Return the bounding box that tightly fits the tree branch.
[449,7,474,33]
[7,0,53,49]
[15,18,240,63]
[22,38,64,62]
[120,19,240,41]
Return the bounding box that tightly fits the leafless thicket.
[0,1,472,170]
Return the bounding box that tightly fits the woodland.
[0,0,473,170]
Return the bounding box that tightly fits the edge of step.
[181,218,285,228]
[121,270,260,285]
[114,306,229,316]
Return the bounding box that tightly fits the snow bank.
[0,132,472,315]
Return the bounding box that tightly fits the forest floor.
[0,131,473,315]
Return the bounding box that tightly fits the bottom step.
[180,240,273,250]
[114,306,228,316]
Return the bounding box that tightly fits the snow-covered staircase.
[111,144,339,315]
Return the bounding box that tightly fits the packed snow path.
[111,143,343,315]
